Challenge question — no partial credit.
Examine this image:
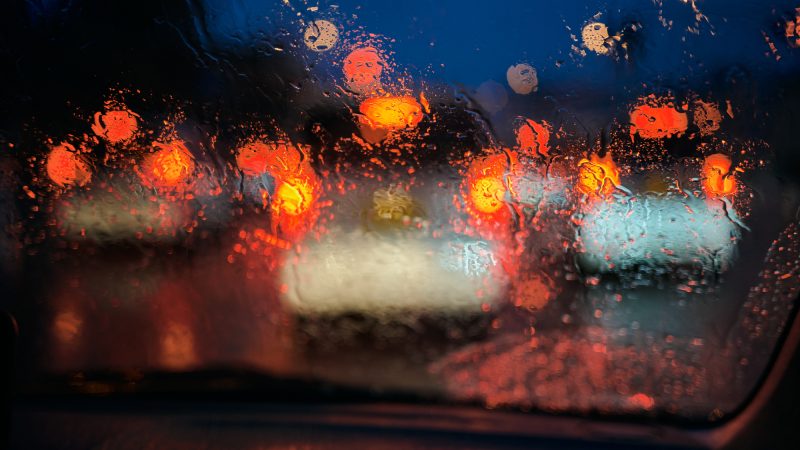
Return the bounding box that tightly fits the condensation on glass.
[1,0,799,423]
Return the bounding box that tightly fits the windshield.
[1,0,800,424]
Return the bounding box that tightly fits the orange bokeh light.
[515,118,551,157]
[139,140,195,189]
[273,177,315,216]
[702,153,737,197]
[470,177,507,214]
[576,153,621,198]
[46,142,92,187]
[359,96,424,131]
[234,139,317,219]
[629,103,688,139]
[786,8,800,48]
[92,109,139,144]
[343,47,384,93]
[466,153,513,216]
[235,141,303,178]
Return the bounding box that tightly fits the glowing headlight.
[281,232,506,317]
[577,195,741,273]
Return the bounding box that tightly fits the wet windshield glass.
[1,0,800,424]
